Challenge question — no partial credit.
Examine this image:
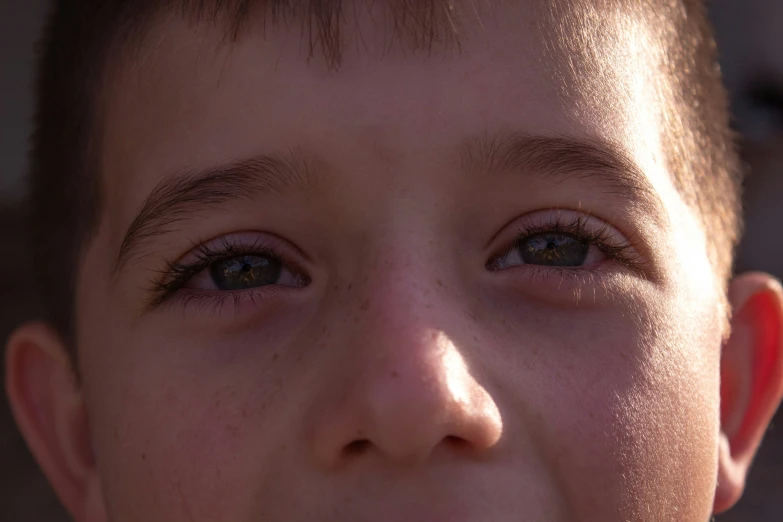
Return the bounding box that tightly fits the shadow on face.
[1,1,782,521]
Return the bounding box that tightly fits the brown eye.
[490,230,608,271]
[209,255,283,290]
[517,233,589,267]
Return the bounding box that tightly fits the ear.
[5,321,106,521]
[714,272,783,514]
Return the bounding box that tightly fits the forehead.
[99,0,681,234]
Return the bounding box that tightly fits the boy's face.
[66,2,727,521]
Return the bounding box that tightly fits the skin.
[5,1,783,521]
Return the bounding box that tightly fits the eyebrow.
[458,133,665,221]
[115,133,665,277]
[114,151,317,275]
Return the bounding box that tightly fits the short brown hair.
[26,0,741,354]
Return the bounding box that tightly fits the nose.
[308,281,503,468]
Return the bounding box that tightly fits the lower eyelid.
[159,284,295,319]
[492,261,628,305]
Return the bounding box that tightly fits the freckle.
[436,278,444,287]
[333,284,339,290]
[347,283,353,291]
[141,453,147,461]
[360,298,370,311]
[391,371,399,378]
[242,409,248,418]
[272,353,279,362]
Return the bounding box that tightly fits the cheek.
[81,330,297,520]
[489,293,721,521]
[87,374,245,519]
[76,242,299,519]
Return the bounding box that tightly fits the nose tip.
[363,343,502,463]
[309,330,503,468]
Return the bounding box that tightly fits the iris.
[209,255,282,290]
[517,233,589,266]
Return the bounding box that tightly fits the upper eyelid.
[487,210,632,252]
[159,231,315,282]
[174,231,307,264]
[184,241,280,268]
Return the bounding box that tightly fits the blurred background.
[1,0,782,520]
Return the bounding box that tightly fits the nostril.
[443,435,473,452]
[343,439,371,457]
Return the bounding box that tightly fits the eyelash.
[148,236,306,309]
[487,214,642,273]
[147,215,641,313]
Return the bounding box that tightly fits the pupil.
[210,255,282,291]
[519,233,589,267]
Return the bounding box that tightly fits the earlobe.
[4,321,103,521]
[714,273,783,515]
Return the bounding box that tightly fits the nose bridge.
[351,237,451,376]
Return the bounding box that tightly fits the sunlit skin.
[6,1,783,521]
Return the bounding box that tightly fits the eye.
[516,233,588,266]
[493,232,607,269]
[182,252,303,292]
[199,254,297,291]
[486,211,638,273]
[151,234,310,308]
